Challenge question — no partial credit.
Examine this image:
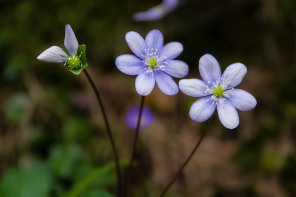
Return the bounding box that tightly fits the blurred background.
[0,0,296,196]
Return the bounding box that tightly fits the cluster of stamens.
[65,54,82,70]
[142,48,167,75]
[205,77,233,105]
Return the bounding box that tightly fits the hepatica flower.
[179,54,257,129]
[133,0,179,22]
[125,106,154,130]
[37,24,87,75]
[116,30,188,96]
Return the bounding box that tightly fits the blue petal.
[37,46,69,63]
[222,63,247,89]
[125,106,154,130]
[145,29,164,50]
[227,89,257,111]
[135,72,155,96]
[179,79,209,97]
[189,96,216,122]
[199,54,221,83]
[64,24,79,56]
[133,6,165,22]
[125,31,147,58]
[217,99,239,129]
[163,0,179,12]
[158,42,183,60]
[155,71,179,95]
[115,54,145,75]
[163,60,188,78]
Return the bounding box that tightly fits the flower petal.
[135,72,155,96]
[217,99,239,129]
[163,0,179,12]
[222,63,247,89]
[155,71,179,95]
[227,89,257,111]
[158,42,183,60]
[145,29,164,50]
[37,46,69,63]
[133,6,165,22]
[125,31,147,58]
[64,24,79,56]
[115,54,145,75]
[163,60,189,78]
[189,96,216,122]
[199,54,221,83]
[179,79,209,97]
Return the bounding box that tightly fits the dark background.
[0,0,296,196]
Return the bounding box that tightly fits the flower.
[179,54,257,129]
[115,29,188,96]
[125,106,154,130]
[133,0,179,22]
[37,24,87,75]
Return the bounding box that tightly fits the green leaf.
[0,164,51,197]
[77,45,87,65]
[62,161,128,197]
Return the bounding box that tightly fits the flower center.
[149,58,158,68]
[65,55,82,69]
[213,86,224,97]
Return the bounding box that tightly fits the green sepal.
[63,44,88,75]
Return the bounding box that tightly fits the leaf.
[0,164,51,197]
[62,161,128,197]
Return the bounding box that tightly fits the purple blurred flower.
[115,29,188,96]
[133,0,179,22]
[125,106,154,130]
[179,54,257,129]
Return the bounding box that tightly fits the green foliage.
[4,93,29,125]
[0,163,51,197]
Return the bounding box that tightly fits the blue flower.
[125,106,154,130]
[133,0,179,22]
[116,29,188,96]
[179,54,257,129]
[37,24,87,75]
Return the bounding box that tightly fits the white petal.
[125,31,147,58]
[179,79,209,97]
[222,63,247,89]
[163,60,188,78]
[64,24,79,56]
[158,42,183,60]
[135,72,155,96]
[227,89,257,111]
[37,46,69,63]
[145,29,164,50]
[155,71,179,95]
[217,99,239,129]
[189,96,216,122]
[199,54,221,83]
[115,54,145,75]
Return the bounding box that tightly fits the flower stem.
[159,127,208,197]
[83,69,121,197]
[124,96,145,197]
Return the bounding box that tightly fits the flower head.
[37,24,87,75]
[133,0,179,22]
[125,106,154,130]
[179,54,257,129]
[116,29,188,96]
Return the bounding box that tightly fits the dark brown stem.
[83,69,121,197]
[159,127,208,197]
[124,96,145,197]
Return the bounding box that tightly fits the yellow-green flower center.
[213,86,224,97]
[149,58,158,68]
[66,55,82,69]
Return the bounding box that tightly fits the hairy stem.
[83,69,121,197]
[160,127,208,197]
